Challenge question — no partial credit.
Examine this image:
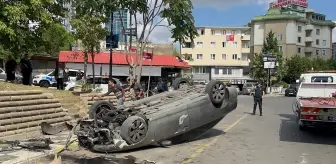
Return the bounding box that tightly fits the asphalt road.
[114,96,336,164]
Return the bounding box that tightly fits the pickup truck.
[294,82,336,130]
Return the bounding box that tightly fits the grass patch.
[0,82,88,114]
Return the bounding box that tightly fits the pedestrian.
[54,62,67,90]
[20,54,32,85]
[128,77,144,100]
[156,78,164,93]
[92,79,125,105]
[76,70,83,81]
[5,55,17,82]
[251,83,265,116]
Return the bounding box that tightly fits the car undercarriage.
[75,78,238,152]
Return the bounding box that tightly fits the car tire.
[172,77,190,90]
[88,100,116,119]
[120,115,148,144]
[299,125,307,131]
[206,80,226,106]
[39,80,50,88]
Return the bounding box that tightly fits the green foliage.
[0,0,70,60]
[283,55,336,83]
[41,24,74,57]
[272,81,288,88]
[251,30,285,83]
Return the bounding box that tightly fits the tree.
[0,0,70,60]
[251,30,285,84]
[119,0,198,82]
[41,23,74,57]
[70,1,109,85]
[283,55,312,83]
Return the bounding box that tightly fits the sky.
[150,0,336,46]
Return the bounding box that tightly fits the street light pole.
[109,11,114,80]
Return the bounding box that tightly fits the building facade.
[333,42,336,60]
[180,27,252,85]
[249,3,336,59]
[105,10,130,43]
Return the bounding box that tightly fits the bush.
[272,81,288,88]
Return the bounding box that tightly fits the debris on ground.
[0,138,53,152]
[41,121,74,135]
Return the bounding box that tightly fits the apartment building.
[332,42,336,60]
[180,27,252,85]
[249,3,335,59]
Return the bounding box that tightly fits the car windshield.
[289,84,297,88]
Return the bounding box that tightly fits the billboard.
[269,0,308,8]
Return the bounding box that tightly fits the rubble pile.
[0,90,71,138]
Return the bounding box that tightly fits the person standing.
[251,83,264,116]
[54,63,67,90]
[5,56,17,82]
[20,54,32,85]
[93,80,125,105]
[128,78,144,100]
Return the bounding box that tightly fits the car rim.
[212,83,225,101]
[129,119,147,143]
[179,82,187,89]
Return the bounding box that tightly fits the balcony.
[305,24,313,31]
[305,37,313,42]
[305,47,314,52]
[242,48,250,53]
[241,35,250,41]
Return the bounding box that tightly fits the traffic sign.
[263,54,277,62]
[122,28,137,36]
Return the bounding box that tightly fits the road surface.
[114,96,336,164]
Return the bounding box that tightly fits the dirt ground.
[0,82,88,115]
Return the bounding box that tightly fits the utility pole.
[109,11,113,80]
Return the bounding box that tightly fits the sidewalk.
[0,131,78,164]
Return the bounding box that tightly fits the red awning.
[58,51,189,68]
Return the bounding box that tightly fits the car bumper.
[301,120,336,128]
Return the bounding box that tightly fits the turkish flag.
[226,35,234,41]
[129,47,136,52]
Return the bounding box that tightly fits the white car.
[65,76,124,92]
[33,69,83,88]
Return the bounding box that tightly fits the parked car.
[33,69,83,88]
[0,68,23,83]
[241,82,256,95]
[285,84,298,97]
[65,75,123,92]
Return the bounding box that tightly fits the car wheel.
[120,115,148,144]
[206,80,227,106]
[88,100,116,119]
[299,125,307,131]
[172,77,190,90]
[39,80,50,88]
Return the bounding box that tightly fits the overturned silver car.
[75,78,238,152]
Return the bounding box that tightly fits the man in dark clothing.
[54,63,67,90]
[20,54,32,85]
[5,56,17,82]
[156,78,165,93]
[94,80,125,105]
[251,83,265,116]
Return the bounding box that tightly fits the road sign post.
[263,54,277,93]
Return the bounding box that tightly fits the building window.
[222,68,232,75]
[196,54,203,59]
[316,39,319,45]
[210,54,216,60]
[316,29,320,35]
[192,66,206,74]
[233,42,238,48]
[182,42,192,48]
[278,46,283,52]
[196,42,203,48]
[210,42,216,48]
[222,54,227,60]
[222,30,226,35]
[211,30,215,35]
[316,50,319,55]
[277,34,282,40]
[184,54,192,60]
[297,47,301,54]
[298,26,302,32]
[222,42,226,48]
[214,68,219,75]
[322,49,326,55]
[322,40,326,46]
[231,30,236,35]
[298,37,301,43]
[232,54,238,60]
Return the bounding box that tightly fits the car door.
[67,71,77,82]
[0,68,6,81]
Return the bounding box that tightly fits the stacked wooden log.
[80,91,133,108]
[0,90,71,138]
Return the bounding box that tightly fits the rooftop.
[196,26,250,30]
